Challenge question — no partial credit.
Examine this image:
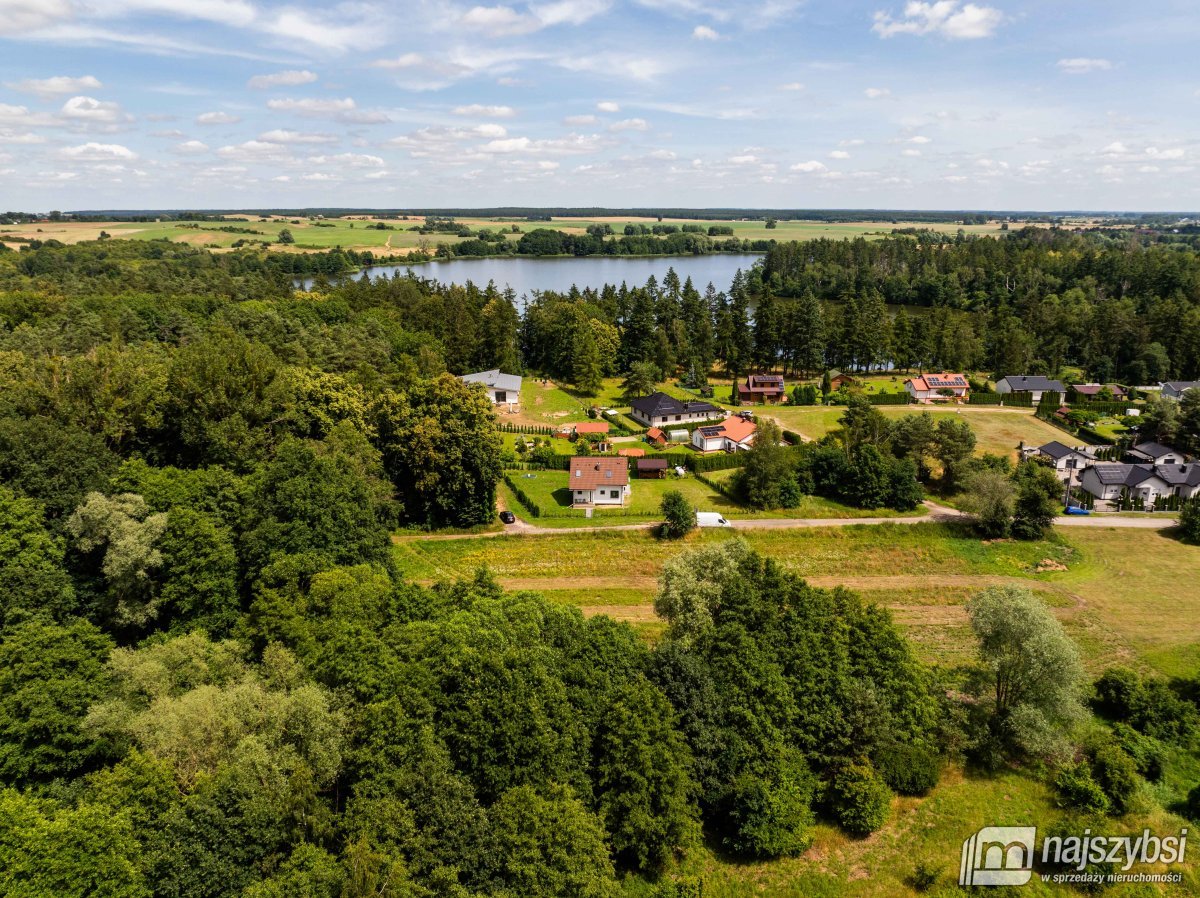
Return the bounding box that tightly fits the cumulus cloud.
[864,87,891,99]
[777,82,805,91]
[171,139,209,154]
[692,25,719,40]
[791,159,827,172]
[307,152,385,167]
[258,129,337,144]
[61,95,129,124]
[564,114,597,125]
[8,75,102,98]
[1057,58,1111,75]
[196,111,241,125]
[829,149,851,159]
[609,117,649,131]
[60,141,137,161]
[597,101,620,112]
[453,104,517,117]
[247,70,319,89]
[901,148,922,156]
[873,1,1003,40]
[216,139,293,161]
[267,97,356,115]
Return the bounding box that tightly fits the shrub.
[659,490,695,540]
[873,743,940,796]
[907,861,941,892]
[1093,667,1141,719]
[1054,762,1110,815]
[829,762,892,836]
[1186,785,1200,823]
[1090,742,1141,816]
[1109,722,1164,782]
[721,757,816,858]
[1180,501,1200,545]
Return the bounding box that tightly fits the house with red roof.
[569,457,630,506]
[904,373,969,403]
[692,416,757,452]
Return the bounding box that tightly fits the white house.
[629,391,722,427]
[1161,381,1200,401]
[995,375,1066,404]
[1079,463,1200,504]
[904,373,969,403]
[1033,441,1096,479]
[692,416,757,452]
[460,369,522,410]
[569,457,630,506]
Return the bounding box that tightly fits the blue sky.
[0,0,1197,211]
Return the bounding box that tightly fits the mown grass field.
[768,404,1069,460]
[0,216,1006,254]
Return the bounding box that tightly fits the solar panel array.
[924,374,967,387]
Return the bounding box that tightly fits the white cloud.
[839,138,866,146]
[901,148,922,156]
[648,149,676,160]
[60,141,137,161]
[777,82,805,91]
[1100,141,1129,155]
[260,8,383,52]
[216,140,293,161]
[460,5,540,36]
[196,111,241,125]
[477,133,604,155]
[729,154,759,164]
[453,104,517,118]
[864,87,891,99]
[597,101,620,112]
[171,139,209,154]
[0,130,47,144]
[564,114,597,125]
[1146,146,1184,160]
[907,135,932,144]
[692,24,719,40]
[267,97,356,115]
[1057,58,1111,75]
[609,117,649,131]
[872,2,1003,40]
[530,0,611,26]
[829,149,850,159]
[61,95,128,124]
[791,159,827,172]
[258,129,337,144]
[247,70,319,89]
[0,0,73,35]
[7,75,102,98]
[307,152,385,167]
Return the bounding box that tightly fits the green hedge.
[867,392,911,405]
[502,473,542,518]
[690,453,748,473]
[968,392,1003,405]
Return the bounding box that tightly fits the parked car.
[696,511,732,528]
[1063,505,1090,515]
[499,511,516,524]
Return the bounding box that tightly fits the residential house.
[738,374,786,404]
[995,375,1066,404]
[904,373,969,403]
[828,370,858,390]
[629,391,722,427]
[1079,463,1200,504]
[1127,441,1186,465]
[568,457,630,506]
[1070,383,1127,401]
[1161,381,1200,400]
[636,458,668,478]
[645,427,668,448]
[692,415,757,453]
[571,421,610,439]
[459,369,522,410]
[1032,441,1097,479]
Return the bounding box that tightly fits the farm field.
[767,404,1069,460]
[392,524,1200,680]
[0,215,1007,254]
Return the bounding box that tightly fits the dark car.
[499,511,516,524]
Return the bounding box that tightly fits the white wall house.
[630,391,722,427]
[995,375,1066,404]
[1160,381,1200,400]
[460,369,522,410]
[1033,441,1096,480]
[569,457,630,506]
[1079,463,1200,503]
[904,373,969,403]
[692,416,757,453]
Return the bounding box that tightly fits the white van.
[695,512,732,528]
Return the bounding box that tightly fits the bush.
[829,762,892,836]
[721,757,816,858]
[1186,784,1200,823]
[1054,762,1110,815]
[659,490,695,539]
[1090,742,1141,816]
[907,861,941,893]
[1093,667,1141,719]
[1180,501,1200,545]
[873,743,940,796]
[1109,722,1165,782]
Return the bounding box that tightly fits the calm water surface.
[299,253,763,296]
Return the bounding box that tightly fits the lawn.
[506,468,726,517]
[767,404,1069,459]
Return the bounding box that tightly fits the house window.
[495,391,506,402]
[610,490,619,498]
[675,415,681,421]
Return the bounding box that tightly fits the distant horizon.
[22,207,1200,218]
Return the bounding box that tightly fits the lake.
[297,253,764,296]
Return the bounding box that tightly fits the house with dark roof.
[995,375,1066,404]
[904,373,969,403]
[737,374,786,404]
[1033,441,1096,479]
[629,391,722,427]
[460,369,522,410]
[1161,381,1200,400]
[1127,442,1186,465]
[568,457,630,506]
[692,416,757,452]
[1079,462,1200,504]
[1070,383,1127,400]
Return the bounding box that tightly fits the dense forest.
[2,234,1200,895]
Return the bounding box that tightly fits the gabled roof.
[1162,381,1200,393]
[618,447,645,457]
[718,415,757,444]
[629,391,720,419]
[1084,463,1192,487]
[1038,440,1093,460]
[742,374,785,392]
[573,421,610,434]
[646,427,667,442]
[1130,441,1179,459]
[569,457,629,489]
[907,373,968,391]
[636,457,668,470]
[999,375,1066,393]
[460,369,522,392]
[1071,383,1127,397]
